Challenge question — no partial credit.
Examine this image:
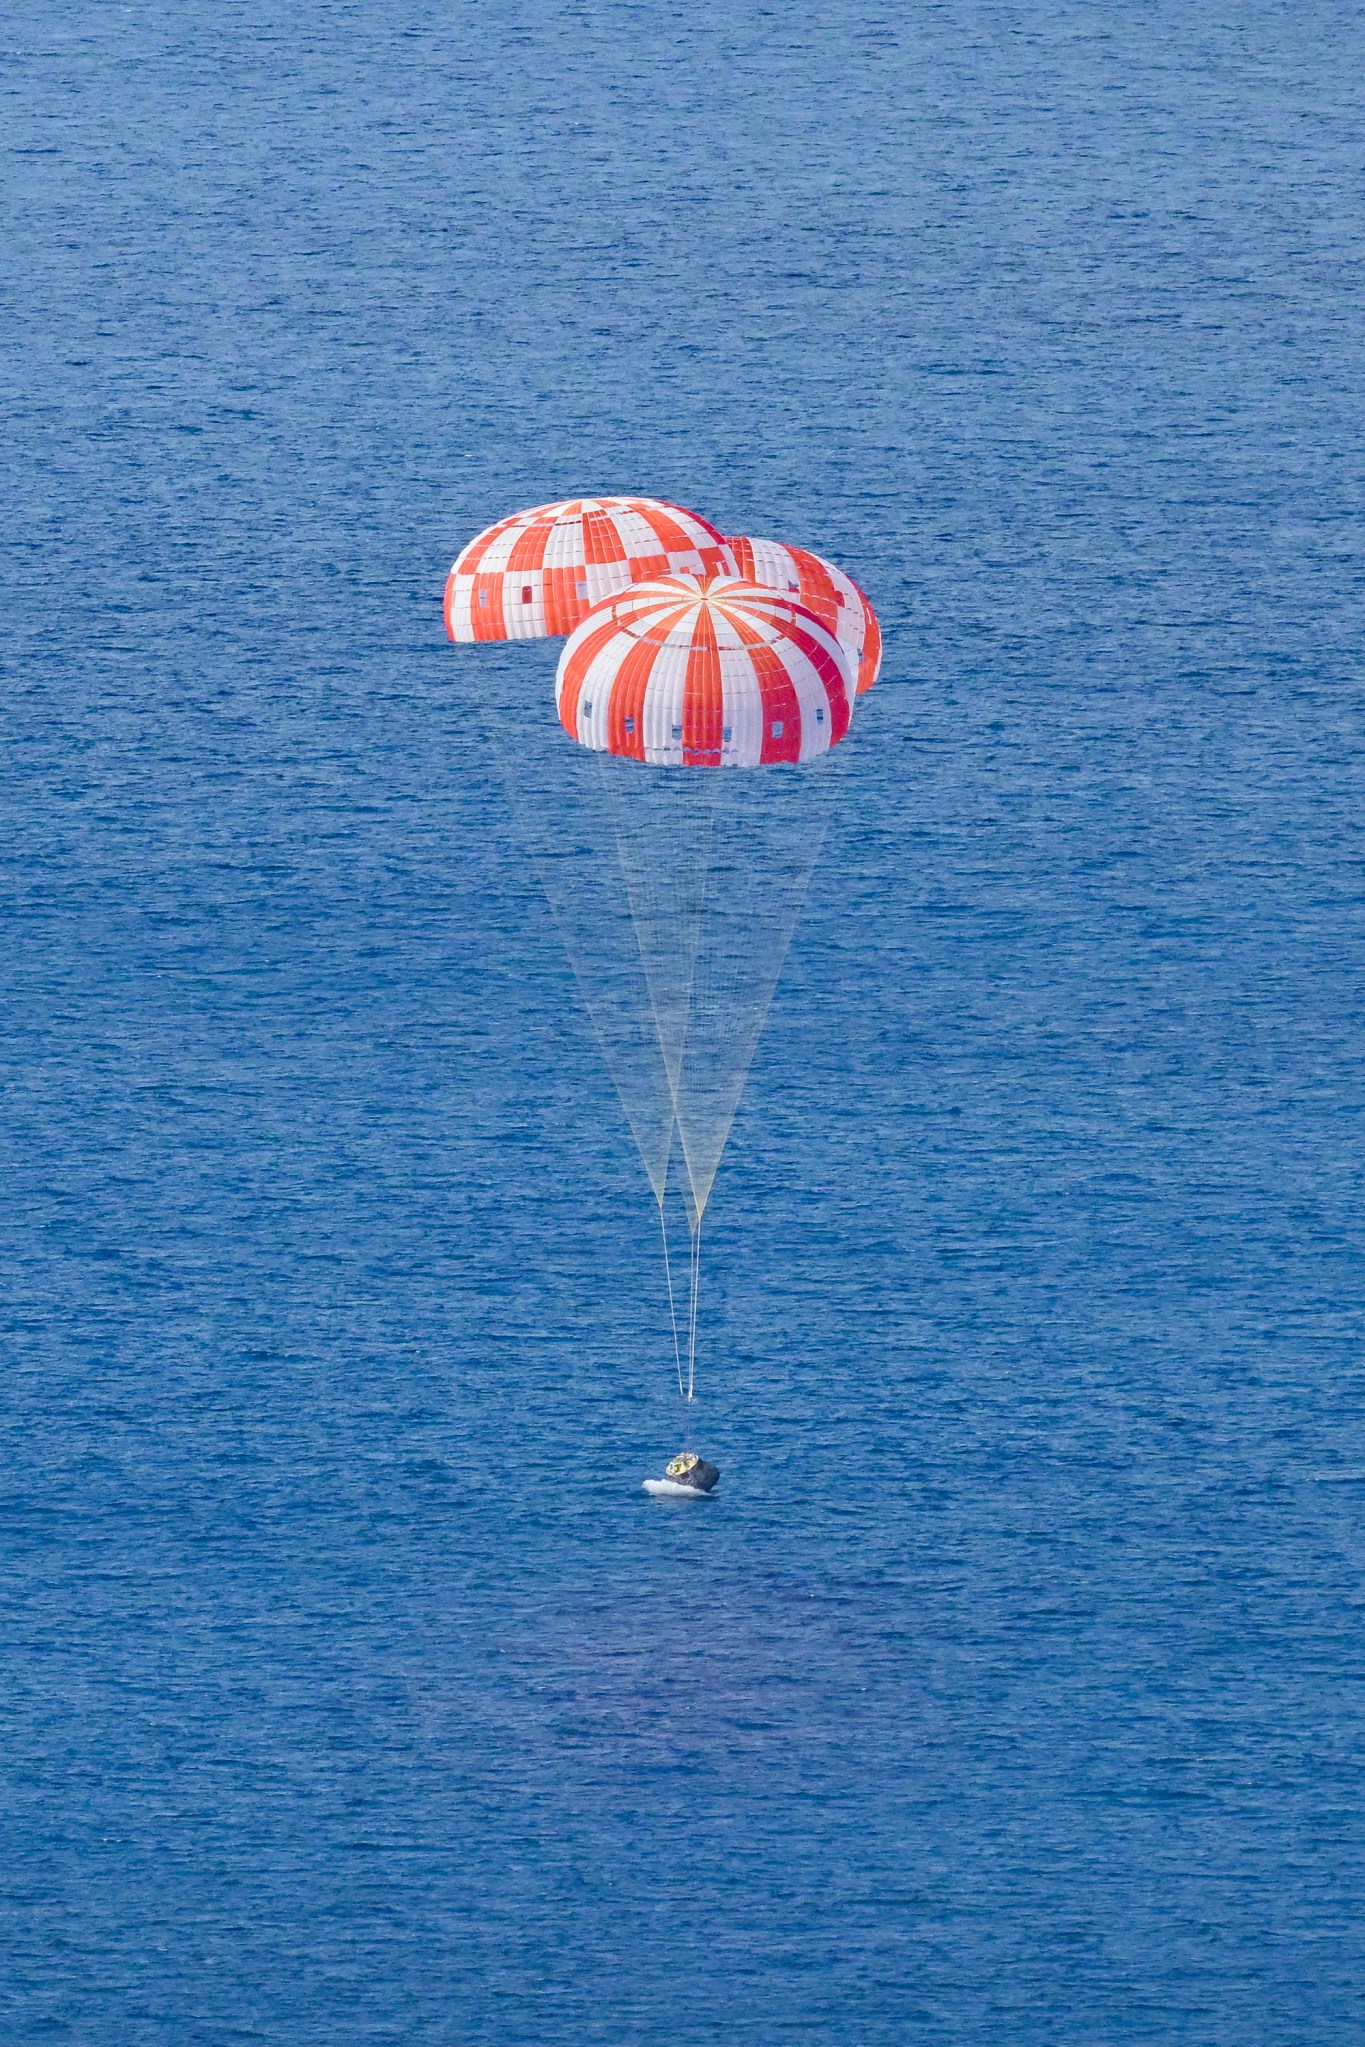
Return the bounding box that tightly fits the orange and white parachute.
[445,498,878,1416]
[724,535,882,695]
[444,497,734,644]
[555,575,853,768]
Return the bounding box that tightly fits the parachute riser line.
[657,1192,686,1405]
[686,1213,702,1409]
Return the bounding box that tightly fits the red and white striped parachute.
[555,574,854,768]
[724,535,882,695]
[446,506,879,1415]
[445,497,735,644]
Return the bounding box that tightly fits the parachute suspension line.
[686,1215,703,1406]
[657,1193,686,1404]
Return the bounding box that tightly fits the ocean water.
[3,3,1364,2040]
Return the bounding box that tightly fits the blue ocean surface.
[3,4,1364,2040]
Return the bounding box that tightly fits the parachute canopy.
[445,493,879,1410]
[555,574,853,768]
[725,535,882,694]
[444,496,734,644]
